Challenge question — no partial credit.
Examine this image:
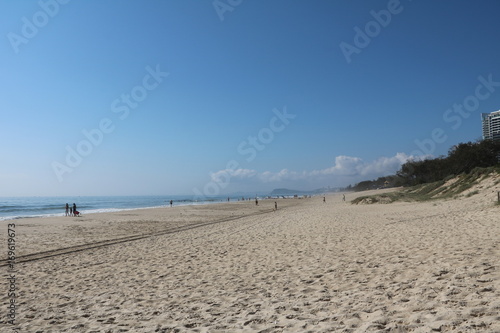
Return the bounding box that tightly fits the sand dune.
[0,190,499,332]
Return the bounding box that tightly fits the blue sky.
[2,0,500,197]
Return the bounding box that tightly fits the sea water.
[0,195,235,221]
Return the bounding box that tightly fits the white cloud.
[209,153,417,186]
[260,153,415,182]
[357,152,412,176]
[309,155,364,177]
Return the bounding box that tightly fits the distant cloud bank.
[210,152,419,189]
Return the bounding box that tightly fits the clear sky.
[2,0,500,197]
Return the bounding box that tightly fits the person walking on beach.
[343,194,346,202]
[72,203,77,216]
[274,201,278,211]
[323,196,326,203]
[70,207,73,216]
[255,198,259,206]
[65,203,69,216]
[170,200,173,207]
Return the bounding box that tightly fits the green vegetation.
[349,139,500,205]
[397,140,500,187]
[351,166,500,205]
[350,139,500,192]
[465,190,479,198]
[349,175,406,192]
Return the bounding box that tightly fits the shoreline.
[0,195,315,257]
[0,193,329,222]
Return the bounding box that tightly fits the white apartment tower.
[481,110,500,141]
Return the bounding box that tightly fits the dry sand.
[0,190,499,332]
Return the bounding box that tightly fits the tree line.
[350,139,500,191]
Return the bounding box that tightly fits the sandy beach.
[1,190,499,332]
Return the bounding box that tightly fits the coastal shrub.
[444,174,455,182]
[353,170,497,204]
[465,190,479,198]
[351,196,378,204]
[415,180,445,196]
[349,139,500,204]
[395,140,500,187]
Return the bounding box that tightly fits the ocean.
[0,195,246,221]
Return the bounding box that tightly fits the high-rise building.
[481,110,500,141]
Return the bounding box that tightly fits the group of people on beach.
[65,203,80,217]
[62,195,346,218]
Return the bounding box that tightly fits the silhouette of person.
[65,203,69,216]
